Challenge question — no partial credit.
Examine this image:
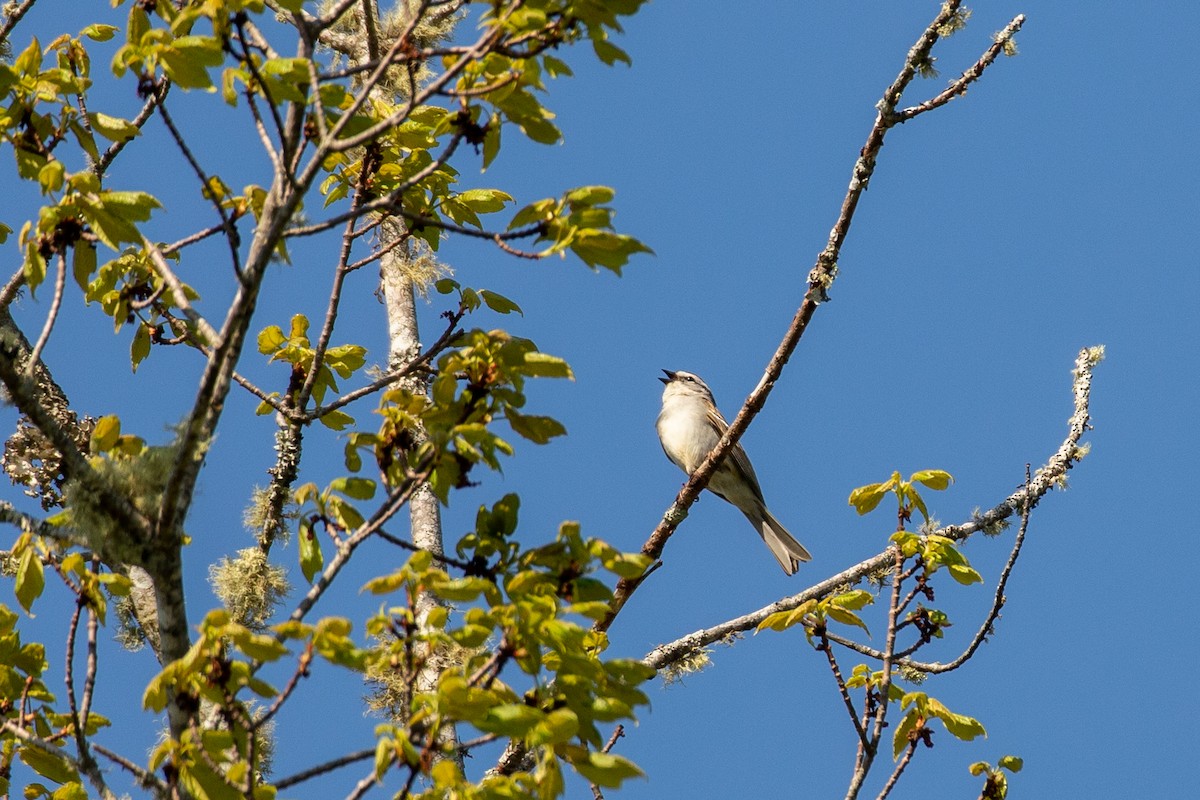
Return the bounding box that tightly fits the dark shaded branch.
[0,309,149,544]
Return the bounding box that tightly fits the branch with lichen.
[644,346,1102,676]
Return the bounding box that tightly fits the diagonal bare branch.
[643,347,1102,674]
[597,0,1021,634]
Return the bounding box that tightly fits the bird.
[656,369,811,574]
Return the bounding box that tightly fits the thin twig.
[292,139,375,409]
[895,15,1026,122]
[96,81,169,176]
[288,456,434,624]
[274,748,376,789]
[25,253,67,376]
[819,629,869,747]
[252,643,313,730]
[140,237,221,345]
[157,98,244,276]
[374,528,474,570]
[302,305,464,421]
[236,17,289,151]
[0,0,38,46]
[876,738,919,800]
[94,743,169,796]
[823,490,1032,674]
[161,221,230,255]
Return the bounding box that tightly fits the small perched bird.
[656,369,811,574]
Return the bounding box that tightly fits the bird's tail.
[755,507,812,575]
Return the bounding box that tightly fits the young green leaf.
[16,547,45,614]
[505,408,566,444]
[298,520,323,584]
[131,324,152,371]
[18,745,78,786]
[91,415,121,452]
[88,112,141,143]
[998,755,1023,772]
[849,482,890,515]
[479,289,522,315]
[911,469,954,490]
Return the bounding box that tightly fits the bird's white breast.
[656,391,719,474]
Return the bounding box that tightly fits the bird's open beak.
[659,369,675,385]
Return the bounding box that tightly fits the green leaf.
[14,37,42,76]
[910,469,953,490]
[324,344,366,378]
[848,483,889,515]
[23,241,46,291]
[998,755,1023,772]
[179,762,242,800]
[893,709,920,758]
[317,409,354,430]
[71,243,96,290]
[505,408,566,444]
[830,589,874,611]
[231,631,289,663]
[566,186,615,206]
[257,325,285,355]
[88,112,140,143]
[947,564,984,585]
[298,521,323,583]
[38,161,65,193]
[458,188,512,213]
[755,600,816,633]
[969,761,990,777]
[161,36,223,89]
[51,781,87,800]
[520,351,573,379]
[479,289,522,315]
[81,24,119,42]
[91,416,121,452]
[592,39,632,66]
[481,116,501,170]
[330,476,376,500]
[531,708,579,746]
[567,749,644,789]
[600,551,652,580]
[18,746,78,786]
[826,605,869,634]
[15,548,45,614]
[478,703,543,737]
[569,230,651,272]
[927,697,986,741]
[131,324,151,371]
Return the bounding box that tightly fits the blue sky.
[3,1,1198,798]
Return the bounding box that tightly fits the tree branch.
[596,0,1020,634]
[643,345,1101,674]
[894,15,1025,122]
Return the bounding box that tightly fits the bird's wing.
[705,404,766,502]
